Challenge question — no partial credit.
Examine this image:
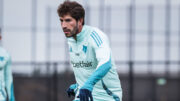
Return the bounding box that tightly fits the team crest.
[69,46,73,52]
[83,45,87,53]
[0,56,4,61]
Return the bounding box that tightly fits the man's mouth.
[63,29,70,34]
[64,31,69,34]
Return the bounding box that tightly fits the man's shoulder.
[0,47,8,54]
[85,26,106,38]
[88,26,107,40]
[0,47,10,58]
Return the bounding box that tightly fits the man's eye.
[66,19,71,22]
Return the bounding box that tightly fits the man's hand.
[79,89,93,101]
[67,84,78,98]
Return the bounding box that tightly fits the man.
[0,29,15,101]
[57,1,122,101]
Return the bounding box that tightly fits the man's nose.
[62,22,67,28]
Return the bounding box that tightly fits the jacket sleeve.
[4,55,15,101]
[81,29,112,91]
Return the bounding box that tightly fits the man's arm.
[5,55,15,101]
[79,30,111,101]
[81,30,111,91]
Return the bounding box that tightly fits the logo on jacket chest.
[82,45,87,53]
[71,61,92,68]
[69,44,88,57]
[0,57,4,61]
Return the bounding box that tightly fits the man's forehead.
[60,14,73,19]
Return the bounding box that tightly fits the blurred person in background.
[0,28,15,101]
[57,1,122,101]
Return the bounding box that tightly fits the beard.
[63,23,79,38]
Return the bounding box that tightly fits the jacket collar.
[67,25,87,43]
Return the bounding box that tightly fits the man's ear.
[78,18,83,25]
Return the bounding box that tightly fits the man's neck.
[73,25,83,41]
[78,25,83,34]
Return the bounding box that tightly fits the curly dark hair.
[57,1,85,25]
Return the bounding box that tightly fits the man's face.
[60,14,79,38]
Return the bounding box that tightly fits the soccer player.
[57,1,122,101]
[0,29,15,101]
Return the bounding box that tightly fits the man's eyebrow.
[65,18,71,20]
[59,18,63,21]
